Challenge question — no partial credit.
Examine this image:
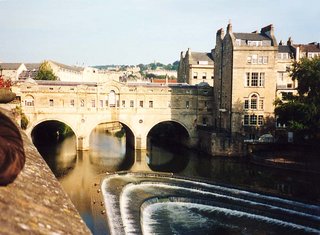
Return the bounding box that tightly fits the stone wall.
[0,108,91,234]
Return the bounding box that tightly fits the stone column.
[135,135,147,150]
[77,136,90,151]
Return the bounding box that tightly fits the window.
[259,73,265,87]
[258,56,263,64]
[252,55,257,64]
[25,96,34,106]
[251,73,258,86]
[259,99,264,110]
[202,72,207,79]
[258,115,264,125]
[250,115,257,125]
[49,99,54,106]
[248,41,262,46]
[244,115,249,125]
[250,94,257,109]
[243,115,264,126]
[168,101,171,108]
[80,99,85,107]
[149,101,153,108]
[245,72,265,87]
[100,100,103,108]
[245,94,263,110]
[109,90,116,107]
[263,56,268,64]
[122,100,126,107]
[70,99,75,107]
[105,100,108,107]
[186,101,189,109]
[244,100,249,109]
[91,100,95,108]
[247,56,252,64]
[211,73,214,79]
[139,101,143,107]
[193,72,198,79]
[287,83,293,88]
[235,39,242,46]
[130,100,134,107]
[246,73,250,87]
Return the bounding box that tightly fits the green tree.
[275,57,320,140]
[35,61,58,80]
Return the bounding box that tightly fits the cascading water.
[92,172,320,235]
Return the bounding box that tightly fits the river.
[35,124,320,234]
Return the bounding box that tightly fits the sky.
[0,0,319,66]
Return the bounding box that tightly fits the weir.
[91,172,320,235]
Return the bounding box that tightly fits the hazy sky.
[0,0,319,66]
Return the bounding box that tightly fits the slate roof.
[278,45,294,53]
[294,43,320,52]
[234,33,270,41]
[190,52,214,64]
[0,63,23,70]
[50,60,84,72]
[25,63,41,71]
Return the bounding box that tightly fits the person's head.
[0,112,25,186]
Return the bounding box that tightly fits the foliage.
[0,76,15,103]
[12,106,29,129]
[35,61,58,80]
[275,57,320,140]
[21,113,29,130]
[0,76,12,89]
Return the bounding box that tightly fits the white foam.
[141,202,320,234]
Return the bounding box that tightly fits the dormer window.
[247,41,262,46]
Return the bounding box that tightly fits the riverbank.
[248,143,320,174]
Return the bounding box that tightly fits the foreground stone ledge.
[0,108,91,235]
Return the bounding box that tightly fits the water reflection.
[35,125,320,234]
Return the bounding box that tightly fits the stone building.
[213,23,278,139]
[178,48,214,86]
[0,63,27,81]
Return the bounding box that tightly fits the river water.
[35,125,320,234]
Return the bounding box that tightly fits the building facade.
[178,48,214,86]
[213,24,278,139]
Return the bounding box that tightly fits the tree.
[275,56,320,140]
[35,61,58,80]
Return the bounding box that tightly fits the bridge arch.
[29,118,78,148]
[146,118,191,138]
[85,118,137,149]
[28,118,78,137]
[146,119,191,148]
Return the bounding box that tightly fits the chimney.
[216,28,225,39]
[187,48,191,56]
[260,24,277,46]
[227,23,232,33]
[287,37,293,46]
[279,40,283,45]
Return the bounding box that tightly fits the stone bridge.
[14,80,213,150]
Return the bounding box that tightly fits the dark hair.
[0,112,26,186]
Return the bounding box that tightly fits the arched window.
[24,95,34,106]
[108,90,116,107]
[244,93,263,110]
[250,94,258,110]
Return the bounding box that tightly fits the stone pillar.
[77,136,90,151]
[135,135,147,150]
